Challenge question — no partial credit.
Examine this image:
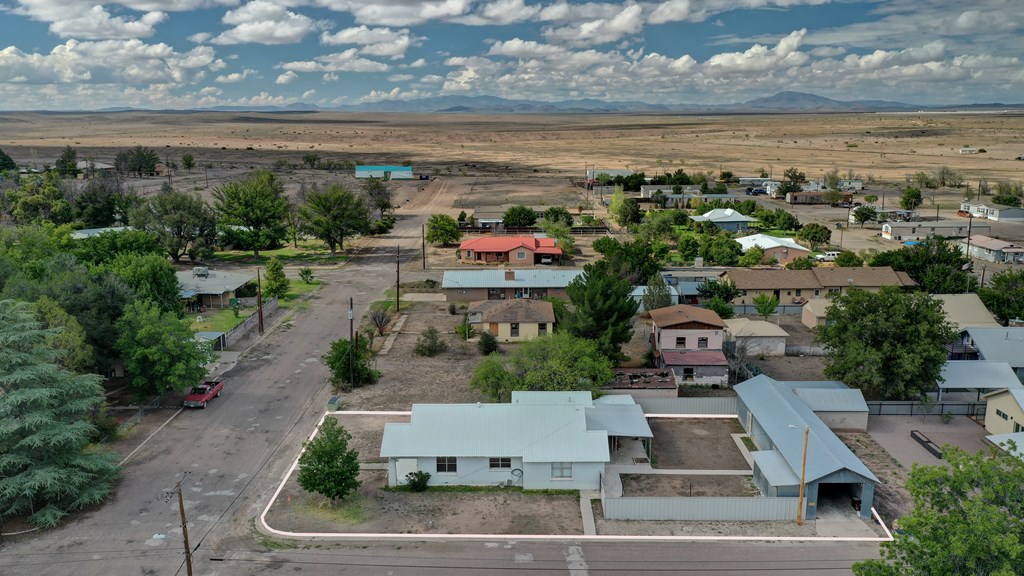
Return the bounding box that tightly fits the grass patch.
[757,228,800,238]
[190,307,254,333]
[302,497,367,525]
[250,518,300,550]
[211,240,352,266]
[369,288,413,313]
[278,279,323,310]
[741,436,757,452]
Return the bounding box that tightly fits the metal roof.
[584,404,653,438]
[986,433,1024,458]
[724,318,789,338]
[71,226,132,239]
[441,269,582,289]
[792,388,868,413]
[736,375,878,484]
[379,399,609,463]
[934,294,1001,331]
[735,234,809,253]
[965,327,1024,367]
[468,299,556,323]
[175,269,256,295]
[941,360,1022,390]
[511,391,592,405]
[752,450,801,486]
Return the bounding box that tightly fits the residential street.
[0,178,879,575]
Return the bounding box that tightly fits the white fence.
[636,397,738,415]
[601,496,801,521]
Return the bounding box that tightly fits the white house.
[690,208,758,232]
[959,235,1024,263]
[881,220,988,241]
[959,202,1024,222]
[379,392,652,490]
[735,234,810,265]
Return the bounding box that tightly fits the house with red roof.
[459,236,563,266]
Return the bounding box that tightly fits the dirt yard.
[649,419,749,470]
[592,501,818,538]
[837,432,911,524]
[327,414,410,464]
[748,355,828,381]
[265,469,583,535]
[621,474,757,497]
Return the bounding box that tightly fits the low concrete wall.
[602,495,800,521]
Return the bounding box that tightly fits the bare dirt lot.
[328,414,411,464]
[265,469,583,535]
[749,354,828,381]
[621,474,757,497]
[592,501,818,538]
[649,419,749,470]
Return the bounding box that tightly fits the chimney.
[505,270,515,281]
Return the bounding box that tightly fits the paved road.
[0,178,878,575]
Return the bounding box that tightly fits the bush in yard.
[297,416,361,502]
[263,257,289,299]
[405,470,431,492]
[448,302,457,315]
[414,326,447,357]
[299,267,315,283]
[324,336,380,390]
[369,309,391,336]
[454,317,475,340]
[478,330,499,355]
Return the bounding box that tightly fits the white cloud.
[280,49,390,73]
[320,26,423,59]
[323,72,339,81]
[543,3,644,47]
[406,58,427,68]
[387,73,414,81]
[302,89,316,98]
[452,0,540,25]
[357,86,425,103]
[488,38,563,58]
[704,29,809,73]
[189,32,212,44]
[211,1,325,45]
[311,0,474,26]
[276,70,298,84]
[215,67,256,83]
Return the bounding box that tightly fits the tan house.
[724,318,789,357]
[801,298,832,329]
[983,389,1024,435]
[468,299,555,342]
[442,269,582,302]
[724,267,916,305]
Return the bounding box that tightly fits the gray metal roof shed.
[964,328,1024,367]
[442,269,583,289]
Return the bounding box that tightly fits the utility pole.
[204,165,209,189]
[421,224,426,270]
[162,473,193,576]
[395,246,401,313]
[348,297,354,386]
[256,269,264,334]
[797,425,809,526]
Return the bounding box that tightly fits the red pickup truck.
[183,380,225,409]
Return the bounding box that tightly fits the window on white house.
[1015,423,1023,433]
[538,323,547,335]
[697,337,708,349]
[436,457,457,473]
[997,409,1009,421]
[551,462,572,479]
[675,337,686,348]
[489,458,512,469]
[511,323,520,337]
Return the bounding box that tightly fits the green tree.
[425,213,462,246]
[33,295,94,373]
[786,257,816,270]
[642,273,672,311]
[116,300,211,400]
[608,186,625,220]
[0,299,120,529]
[181,153,195,173]
[74,176,139,227]
[0,147,16,171]
[263,257,289,299]
[992,194,1021,207]
[853,445,1024,576]
[469,333,613,402]
[752,292,779,320]
[697,278,740,302]
[108,252,183,315]
[130,188,217,263]
[72,229,163,266]
[361,177,393,218]
[297,416,361,502]
[900,186,924,211]
[324,336,380,389]
[699,235,742,266]
[563,260,639,361]
[502,205,537,227]
[853,205,877,227]
[822,189,846,207]
[834,251,864,267]
[615,198,642,227]
[796,223,831,249]
[979,269,1024,324]
[705,296,735,320]
[414,326,448,357]
[738,246,765,267]
[823,166,841,191]
[869,238,973,294]
[55,145,79,177]
[863,194,879,204]
[477,331,499,355]
[8,172,74,225]
[543,205,574,226]
[678,235,700,261]
[593,238,663,284]
[815,287,956,400]
[302,153,320,169]
[213,170,290,257]
[299,184,370,256]
[122,145,159,177]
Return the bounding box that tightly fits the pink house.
[459,236,563,265]
[648,304,729,386]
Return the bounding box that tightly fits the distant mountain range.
[94,91,1024,114]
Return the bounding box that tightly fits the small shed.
[605,369,678,398]
[801,298,831,329]
[724,318,789,357]
[789,381,869,432]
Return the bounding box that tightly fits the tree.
[108,252,183,315]
[299,184,370,256]
[822,189,846,207]
[263,257,289,299]
[55,145,79,177]
[361,177,393,218]
[477,331,499,355]
[752,293,779,320]
[116,300,211,400]
[543,205,574,226]
[0,147,15,171]
[863,194,879,205]
[502,205,537,227]
[74,176,138,227]
[213,170,290,256]
[324,336,380,389]
[834,251,864,267]
[900,186,923,211]
[823,166,841,191]
[8,172,74,225]
[297,416,361,502]
[608,186,625,218]
[796,223,831,249]
[469,333,613,402]
[594,238,662,284]
[853,445,1024,576]
[181,153,195,173]
[425,213,462,246]
[979,269,1024,324]
[992,194,1022,207]
[705,296,735,320]
[934,165,963,188]
[302,153,320,169]
[853,205,877,227]
[130,188,217,262]
[33,295,94,373]
[815,287,956,400]
[641,273,672,311]
[738,246,765,267]
[699,235,742,266]
[563,260,639,360]
[783,167,807,185]
[697,278,740,302]
[786,257,815,270]
[615,198,642,227]
[414,326,448,357]
[869,238,973,294]
[72,229,163,266]
[121,145,159,177]
[0,299,120,529]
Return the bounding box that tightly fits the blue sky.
[0,0,1020,110]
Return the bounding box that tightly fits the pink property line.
[258,411,895,544]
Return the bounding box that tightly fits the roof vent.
[193,267,209,278]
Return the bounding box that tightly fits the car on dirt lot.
[183,380,225,408]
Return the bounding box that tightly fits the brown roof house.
[648,304,729,386]
[724,267,915,305]
[467,299,555,342]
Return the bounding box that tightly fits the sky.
[0,0,1021,110]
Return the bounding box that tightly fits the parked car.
[183,380,225,408]
[539,255,554,265]
[815,251,840,262]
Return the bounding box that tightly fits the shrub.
[414,326,447,357]
[448,302,457,315]
[299,267,315,283]
[263,257,289,299]
[405,470,431,492]
[369,309,391,336]
[454,317,475,340]
[478,331,499,355]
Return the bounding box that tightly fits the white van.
[815,251,840,262]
